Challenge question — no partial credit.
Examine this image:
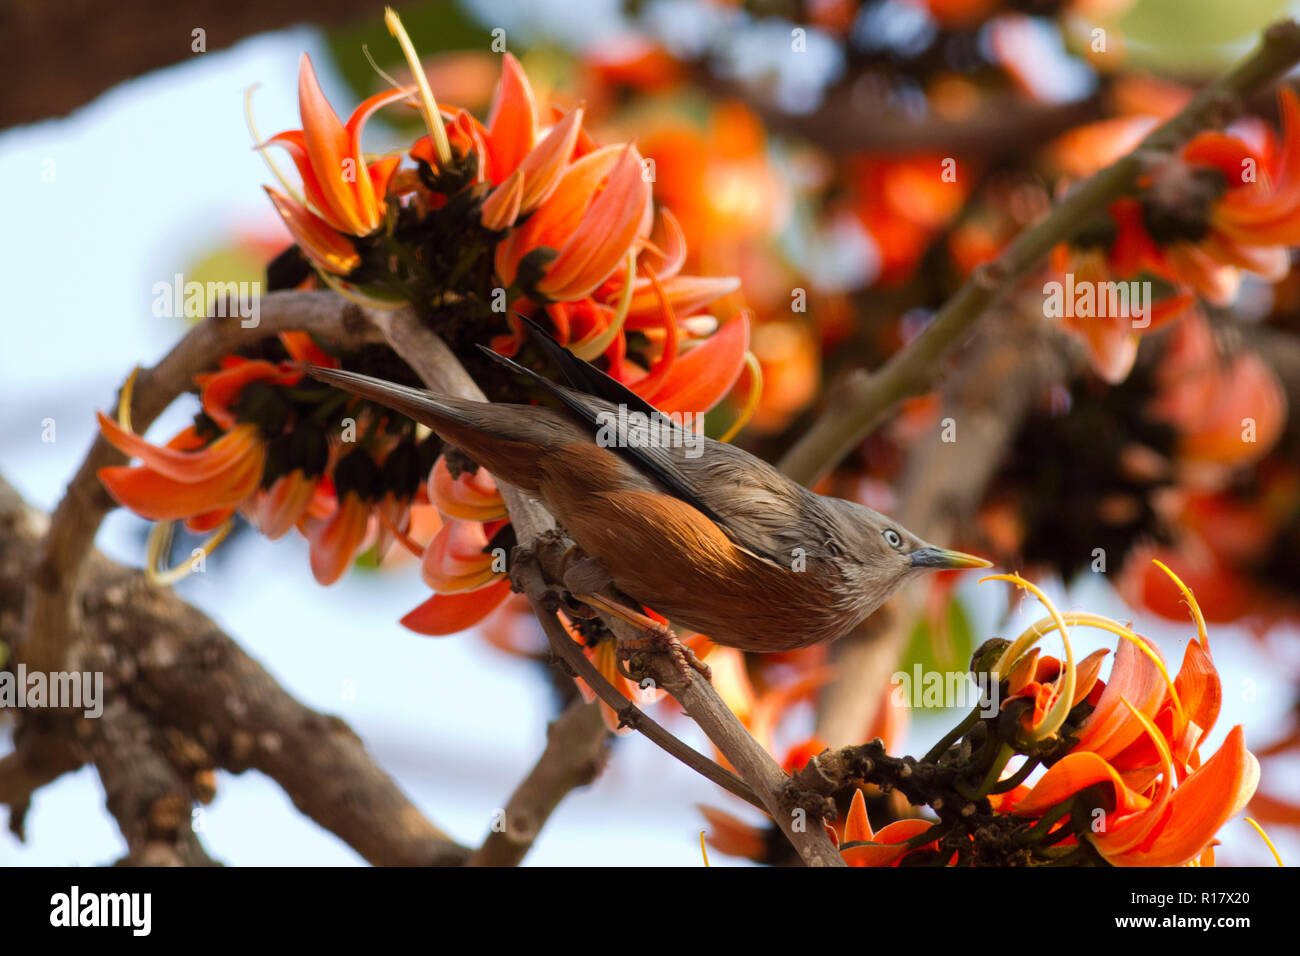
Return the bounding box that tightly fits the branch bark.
[1,473,468,866]
[465,696,608,867]
[0,0,413,128]
[696,66,1106,157]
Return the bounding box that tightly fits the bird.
[307,317,991,655]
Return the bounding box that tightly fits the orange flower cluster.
[1051,87,1300,382]
[696,568,1262,867]
[97,20,753,625]
[98,338,433,585]
[983,570,1259,867]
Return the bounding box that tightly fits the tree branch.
[21,290,382,677]
[465,696,608,867]
[0,0,414,128]
[779,20,1300,486]
[695,65,1106,157]
[1,474,468,866]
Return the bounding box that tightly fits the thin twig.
[524,588,765,813]
[466,697,609,866]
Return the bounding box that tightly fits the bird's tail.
[305,365,561,492]
[306,366,472,429]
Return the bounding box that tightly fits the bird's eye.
[883,529,903,549]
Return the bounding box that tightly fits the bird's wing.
[480,324,820,568]
[645,437,828,569]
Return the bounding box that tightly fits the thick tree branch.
[0,0,414,129]
[696,66,1106,157]
[0,475,468,866]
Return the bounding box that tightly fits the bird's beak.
[908,547,993,570]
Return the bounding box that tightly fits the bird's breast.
[547,483,863,652]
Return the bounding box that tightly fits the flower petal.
[645,312,750,415]
[401,577,513,636]
[296,53,369,235]
[486,52,537,183]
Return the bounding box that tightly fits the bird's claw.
[618,624,712,686]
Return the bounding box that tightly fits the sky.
[1,11,1296,867]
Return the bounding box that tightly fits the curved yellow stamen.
[572,249,635,360]
[1244,817,1284,866]
[1119,694,1174,796]
[700,830,710,867]
[385,7,452,168]
[117,366,140,432]
[362,42,406,94]
[145,518,235,586]
[244,84,304,205]
[717,349,763,444]
[982,574,1075,741]
[1015,612,1186,736]
[1152,559,1209,652]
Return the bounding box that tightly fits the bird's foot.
[571,591,711,686]
[619,628,712,687]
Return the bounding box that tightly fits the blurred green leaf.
[899,595,976,711]
[324,0,493,103]
[1112,0,1293,73]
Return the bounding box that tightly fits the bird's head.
[822,497,993,612]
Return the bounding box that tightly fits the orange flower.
[1050,252,1195,383]
[495,144,652,302]
[261,53,411,273]
[307,487,374,586]
[1011,713,1258,867]
[402,579,513,637]
[492,212,747,421]
[1001,646,1111,740]
[398,481,512,634]
[609,211,740,331]
[997,565,1260,866]
[420,517,504,593]
[255,468,320,541]
[482,55,587,214]
[849,153,970,285]
[1147,310,1286,469]
[98,416,266,524]
[434,64,588,230]
[640,102,787,250]
[1189,88,1300,257]
[836,789,937,867]
[428,456,507,521]
[95,359,300,527]
[698,805,769,863]
[1053,88,1300,347]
